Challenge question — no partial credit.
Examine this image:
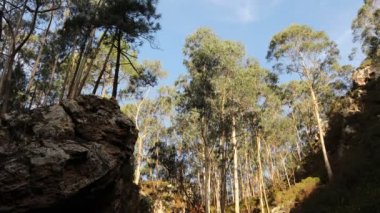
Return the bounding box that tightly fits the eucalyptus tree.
[123,97,157,185]
[181,28,260,213]
[281,81,313,160]
[267,24,343,181]
[180,28,224,213]
[213,40,247,213]
[352,0,380,60]
[121,62,166,185]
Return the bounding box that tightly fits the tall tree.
[97,0,161,98]
[0,0,60,113]
[267,24,342,181]
[352,0,380,60]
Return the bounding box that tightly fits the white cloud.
[335,29,351,47]
[206,0,283,23]
[206,0,257,23]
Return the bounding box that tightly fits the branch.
[122,50,137,58]
[4,0,24,10]
[120,49,142,76]
[25,1,62,14]
[2,15,14,39]
[13,3,39,54]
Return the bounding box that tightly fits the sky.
[138,0,365,87]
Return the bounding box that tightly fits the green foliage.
[122,60,167,99]
[352,0,380,60]
[0,0,162,111]
[140,181,187,212]
[267,24,340,82]
[274,177,320,210]
[97,0,161,44]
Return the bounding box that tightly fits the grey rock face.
[0,95,138,213]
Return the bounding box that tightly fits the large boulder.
[0,95,138,213]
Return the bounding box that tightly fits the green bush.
[274,177,320,210]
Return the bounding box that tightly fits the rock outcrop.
[292,63,380,212]
[352,63,380,87]
[0,95,138,212]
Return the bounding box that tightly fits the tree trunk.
[309,86,333,181]
[204,145,211,213]
[92,40,114,95]
[281,155,291,188]
[231,115,240,213]
[77,30,108,95]
[69,28,96,99]
[1,2,39,113]
[240,162,250,213]
[67,42,86,99]
[247,154,255,197]
[291,112,303,161]
[265,144,275,183]
[215,168,221,213]
[59,41,77,102]
[25,8,54,94]
[219,89,227,213]
[133,135,144,185]
[197,171,204,207]
[220,141,227,213]
[220,162,227,213]
[0,0,4,48]
[133,94,149,185]
[43,55,59,106]
[28,80,38,111]
[257,172,265,213]
[262,178,270,213]
[101,71,108,97]
[257,134,270,213]
[0,53,14,113]
[112,30,122,98]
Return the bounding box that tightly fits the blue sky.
[139,0,365,86]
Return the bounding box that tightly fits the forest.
[0,0,380,212]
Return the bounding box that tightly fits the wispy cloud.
[335,29,351,46]
[208,0,257,23]
[205,0,284,23]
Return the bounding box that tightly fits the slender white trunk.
[215,169,221,213]
[257,134,269,213]
[257,172,264,213]
[291,113,303,161]
[133,135,144,185]
[197,171,204,204]
[204,145,211,213]
[133,90,150,185]
[266,144,275,183]
[281,156,291,188]
[219,90,227,213]
[310,87,333,181]
[262,180,270,213]
[232,116,240,213]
